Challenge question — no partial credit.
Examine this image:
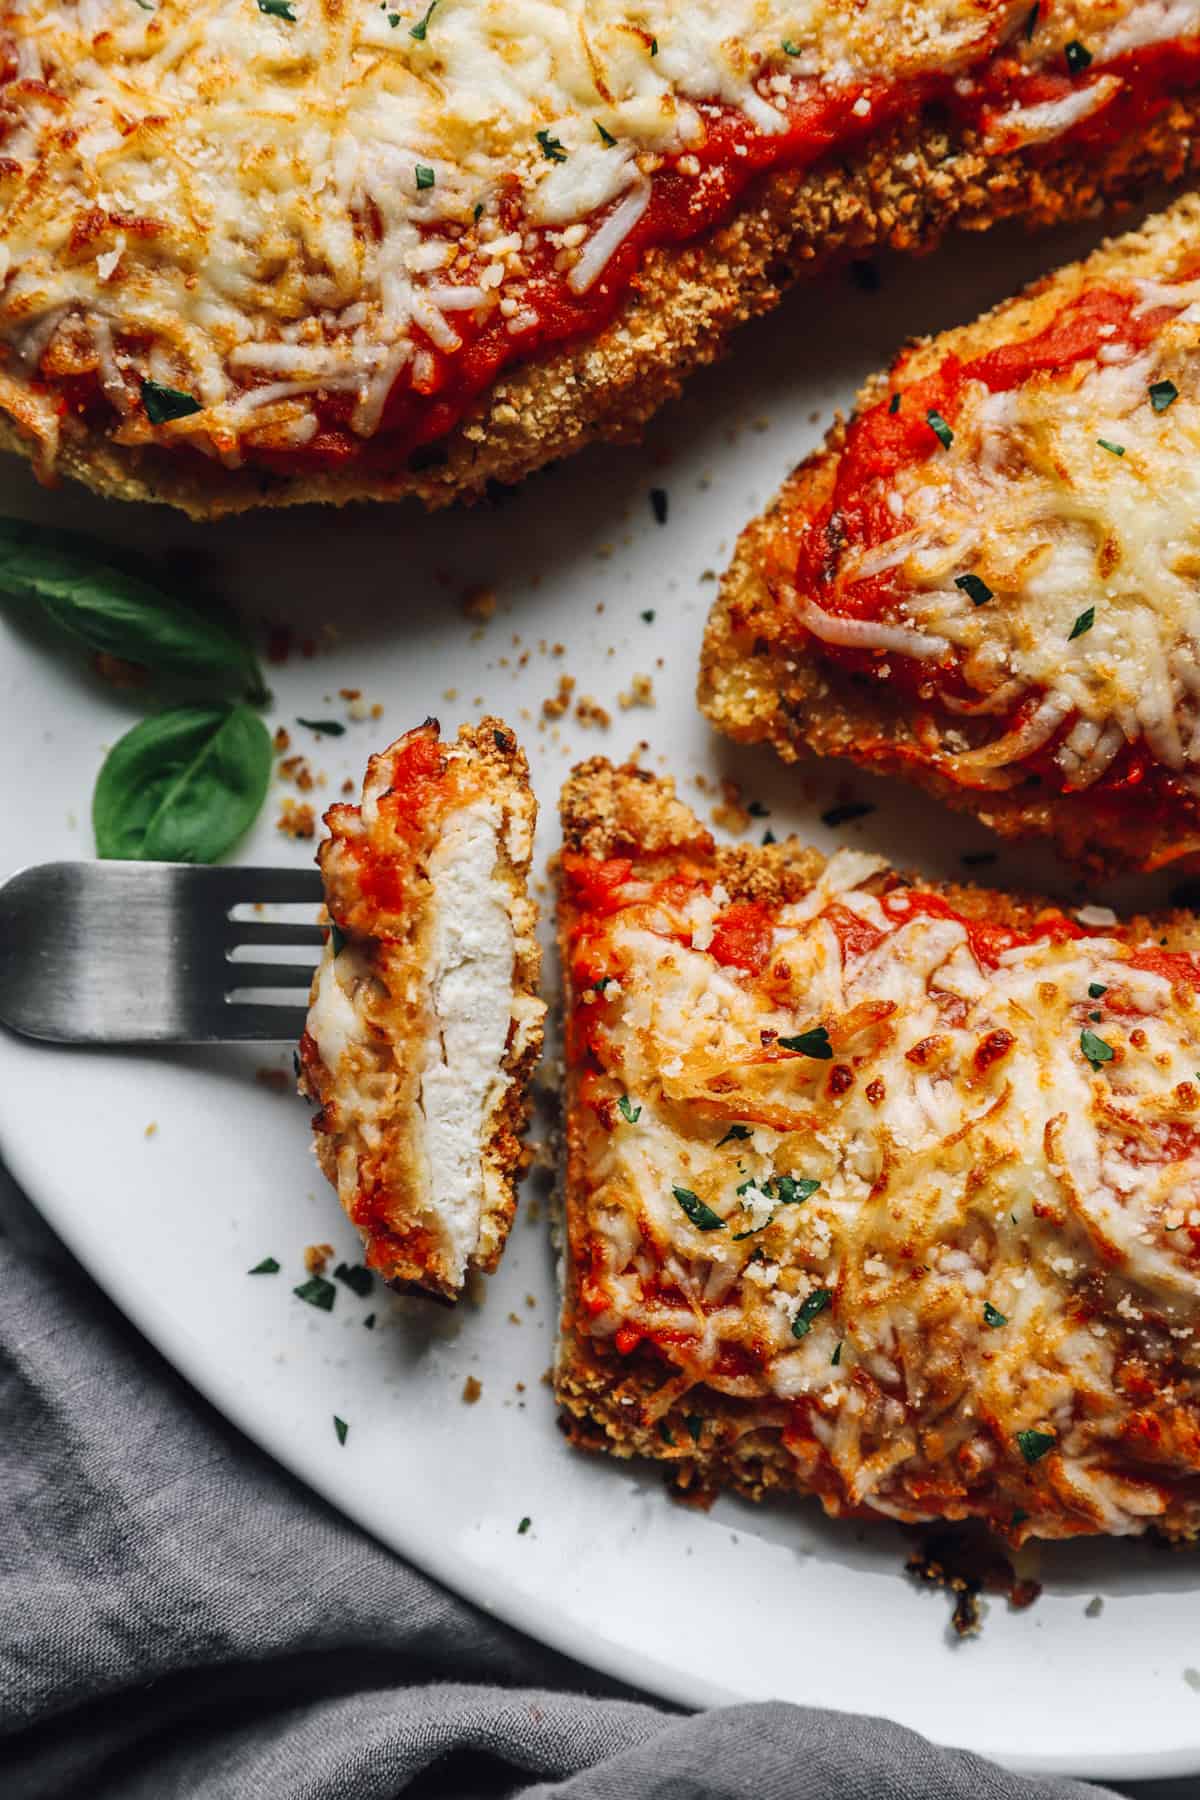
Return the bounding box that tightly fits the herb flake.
[1068,606,1095,641]
[1150,379,1179,413]
[955,572,993,607]
[1016,1427,1056,1465]
[821,801,873,828]
[517,1515,531,1534]
[791,1287,832,1339]
[1088,982,1107,999]
[618,1094,641,1124]
[778,1025,833,1059]
[415,164,436,191]
[141,380,202,424]
[926,408,953,449]
[409,0,436,37]
[248,1256,280,1275]
[672,1186,725,1231]
[256,0,296,17]
[1080,1027,1114,1070]
[333,1415,349,1445]
[983,1300,1008,1328]
[293,1275,336,1311]
[297,717,345,736]
[334,1261,374,1297]
[717,1124,752,1147]
[536,129,567,163]
[1096,437,1125,457]
[1064,37,1092,72]
[596,121,617,147]
[649,487,668,524]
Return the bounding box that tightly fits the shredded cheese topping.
[566,844,1200,1539]
[0,0,1192,468]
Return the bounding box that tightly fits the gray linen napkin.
[0,1163,1168,1800]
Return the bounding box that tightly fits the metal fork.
[0,862,325,1044]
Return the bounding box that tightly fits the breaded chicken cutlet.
[298,719,544,1302]
[555,757,1200,1544]
[701,193,1200,876]
[3,0,1200,514]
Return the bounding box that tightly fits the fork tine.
[220,1003,311,1041]
[225,962,318,991]
[207,865,325,907]
[227,919,327,947]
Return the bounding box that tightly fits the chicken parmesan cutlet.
[556,757,1200,1544]
[702,193,1200,876]
[4,0,1200,514]
[298,719,544,1301]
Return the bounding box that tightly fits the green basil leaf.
[672,1185,725,1231]
[0,518,262,693]
[93,705,272,863]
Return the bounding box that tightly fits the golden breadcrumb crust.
[698,192,1200,878]
[10,104,1200,517]
[299,717,543,1302]
[554,757,1200,1529]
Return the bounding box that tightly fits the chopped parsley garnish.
[640,608,656,622]
[684,1414,703,1443]
[617,1094,641,1124]
[781,37,802,53]
[473,202,484,222]
[415,164,436,190]
[657,1419,675,1444]
[536,129,567,163]
[775,1175,820,1205]
[1016,1427,1056,1464]
[596,122,617,147]
[133,0,155,10]
[1064,37,1092,73]
[517,1515,531,1534]
[926,408,953,449]
[747,800,770,818]
[329,923,348,956]
[1096,437,1124,457]
[333,1415,348,1445]
[1024,1,1039,37]
[983,1300,1008,1328]
[248,1256,280,1275]
[363,1313,376,1330]
[717,1124,752,1147]
[334,1261,374,1297]
[293,1275,336,1311]
[1068,606,1095,641]
[672,1186,725,1231]
[791,1287,832,1339]
[888,392,901,414]
[297,717,345,736]
[387,11,399,22]
[831,1340,842,1366]
[409,0,436,37]
[649,35,658,53]
[1089,1010,1101,1023]
[649,487,668,524]
[1149,379,1179,413]
[1088,983,1107,999]
[1080,1027,1114,1070]
[778,1025,833,1059]
[141,379,202,424]
[257,0,296,16]
[821,801,873,828]
[955,572,993,607]
[762,829,776,845]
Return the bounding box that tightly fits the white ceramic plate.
[3,214,1200,1783]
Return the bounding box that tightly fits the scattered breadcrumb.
[575,695,611,730]
[711,779,752,835]
[273,726,291,753]
[618,673,655,710]
[277,797,315,839]
[462,1376,483,1404]
[304,1243,334,1275]
[278,754,313,792]
[542,673,576,719]
[144,1121,157,1139]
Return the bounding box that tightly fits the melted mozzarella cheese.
[0,0,1187,463]
[822,212,1200,798]
[419,798,516,1281]
[570,847,1200,1535]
